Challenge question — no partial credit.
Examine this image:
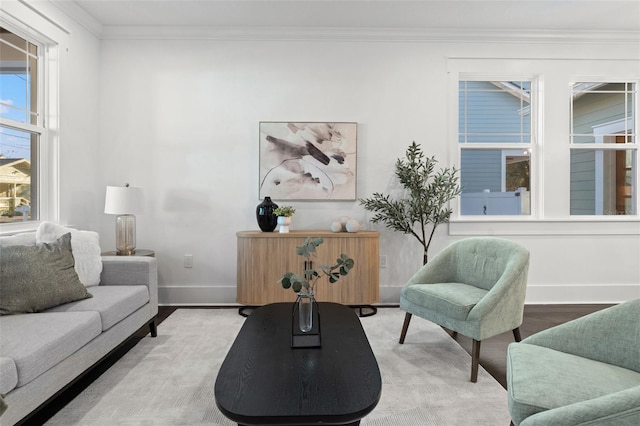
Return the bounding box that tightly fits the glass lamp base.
[115,214,136,255]
[116,248,136,255]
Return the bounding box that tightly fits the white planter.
[277,216,292,233]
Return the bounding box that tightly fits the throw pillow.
[0,232,37,247]
[36,222,102,287]
[0,233,92,315]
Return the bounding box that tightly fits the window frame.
[0,23,46,225]
[569,80,637,216]
[0,10,61,234]
[456,74,540,219]
[447,58,640,237]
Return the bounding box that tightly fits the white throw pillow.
[0,232,37,247]
[36,222,102,287]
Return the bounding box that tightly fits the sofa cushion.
[401,283,488,320]
[0,311,102,387]
[0,233,93,315]
[507,343,640,425]
[45,285,149,331]
[0,357,18,394]
[36,222,103,287]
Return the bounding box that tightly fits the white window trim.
[447,58,640,236]
[0,3,65,235]
[569,79,638,217]
[453,72,541,220]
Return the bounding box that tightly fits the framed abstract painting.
[259,122,357,200]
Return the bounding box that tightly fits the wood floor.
[445,303,611,387]
[21,303,609,425]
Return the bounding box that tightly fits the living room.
[1,0,639,425]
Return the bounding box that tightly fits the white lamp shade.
[104,186,144,215]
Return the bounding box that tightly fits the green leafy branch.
[279,237,355,294]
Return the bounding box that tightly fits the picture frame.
[259,122,357,200]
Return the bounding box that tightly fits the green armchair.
[507,299,640,425]
[399,237,530,382]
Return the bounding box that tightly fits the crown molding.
[42,0,640,45]
[98,26,640,45]
[49,0,103,38]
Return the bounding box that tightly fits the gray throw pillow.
[0,233,92,315]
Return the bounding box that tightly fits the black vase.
[256,197,279,232]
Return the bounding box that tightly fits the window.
[570,82,636,215]
[0,26,42,223]
[458,79,534,216]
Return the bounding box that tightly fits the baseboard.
[158,284,639,306]
[158,286,238,306]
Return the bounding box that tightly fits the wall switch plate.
[380,255,387,268]
[184,254,193,268]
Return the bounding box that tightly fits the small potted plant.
[273,206,296,233]
[279,237,354,337]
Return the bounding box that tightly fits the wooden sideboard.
[236,230,379,306]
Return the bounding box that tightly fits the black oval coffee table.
[214,302,382,425]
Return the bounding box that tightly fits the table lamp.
[104,184,144,255]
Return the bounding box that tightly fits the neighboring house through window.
[570,82,636,215]
[458,79,534,216]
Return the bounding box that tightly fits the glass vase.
[298,291,314,333]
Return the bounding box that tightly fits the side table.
[101,249,155,257]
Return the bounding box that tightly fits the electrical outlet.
[184,254,193,268]
[380,255,387,268]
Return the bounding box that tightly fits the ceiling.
[54,0,640,33]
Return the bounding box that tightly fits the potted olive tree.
[359,141,460,265]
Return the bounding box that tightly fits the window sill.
[449,217,640,236]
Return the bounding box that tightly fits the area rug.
[46,308,511,425]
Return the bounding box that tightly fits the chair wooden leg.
[399,313,412,344]
[471,339,481,383]
[513,327,522,342]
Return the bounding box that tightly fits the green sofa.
[507,299,640,425]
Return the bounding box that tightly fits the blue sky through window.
[0,72,32,159]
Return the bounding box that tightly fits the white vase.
[346,219,360,233]
[277,216,292,233]
[330,221,342,232]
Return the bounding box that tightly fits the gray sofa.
[0,255,158,426]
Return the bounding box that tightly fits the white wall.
[56,14,101,231]
[7,0,638,305]
[91,35,640,305]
